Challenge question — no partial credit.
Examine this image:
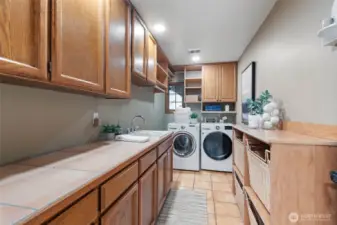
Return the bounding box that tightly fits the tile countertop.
[233,124,337,146]
[0,131,173,225]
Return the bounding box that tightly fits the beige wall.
[237,0,337,125]
[0,83,166,165]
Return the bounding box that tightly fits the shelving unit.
[232,125,337,225]
[155,45,173,93]
[184,68,202,106]
[201,111,236,114]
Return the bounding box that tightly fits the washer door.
[173,132,196,158]
[203,131,232,161]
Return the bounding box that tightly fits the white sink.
[115,134,150,143]
[131,130,167,138]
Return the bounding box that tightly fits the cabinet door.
[165,149,173,195]
[101,184,138,225]
[139,163,157,225]
[157,152,167,213]
[218,63,237,102]
[146,33,157,85]
[51,0,105,91]
[131,11,146,79]
[47,190,98,225]
[105,0,131,98]
[202,65,218,102]
[0,0,48,80]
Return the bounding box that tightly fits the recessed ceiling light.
[192,55,200,62]
[153,24,166,33]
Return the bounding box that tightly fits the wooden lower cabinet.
[47,190,98,225]
[101,184,138,225]
[157,150,168,213]
[139,163,157,225]
[165,149,173,195]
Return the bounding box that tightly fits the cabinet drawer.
[139,148,157,175]
[157,136,172,157]
[101,162,139,211]
[47,189,98,225]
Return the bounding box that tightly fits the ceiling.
[131,0,277,65]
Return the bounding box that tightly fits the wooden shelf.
[154,85,166,93]
[185,101,201,104]
[185,78,202,82]
[245,187,270,225]
[185,87,201,90]
[201,111,237,114]
[168,69,174,78]
[156,80,167,89]
[157,63,168,77]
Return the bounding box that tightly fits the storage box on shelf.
[246,136,271,211]
[232,124,337,225]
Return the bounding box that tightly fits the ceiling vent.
[188,49,201,54]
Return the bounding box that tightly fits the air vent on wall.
[188,49,201,54]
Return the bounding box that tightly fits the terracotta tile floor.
[172,170,243,225]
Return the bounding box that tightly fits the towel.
[115,134,150,143]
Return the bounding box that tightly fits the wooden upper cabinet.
[0,0,48,80]
[146,33,157,85]
[131,10,146,79]
[139,163,157,225]
[202,65,218,102]
[102,184,138,225]
[51,0,105,92]
[218,63,237,102]
[105,0,131,98]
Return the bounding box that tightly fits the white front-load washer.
[168,123,200,171]
[201,123,233,172]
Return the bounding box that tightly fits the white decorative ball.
[263,121,273,129]
[262,113,271,121]
[270,116,280,125]
[271,109,280,116]
[263,103,273,113]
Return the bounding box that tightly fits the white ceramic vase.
[106,133,115,140]
[248,114,262,129]
[190,118,198,124]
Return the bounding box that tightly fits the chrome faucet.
[130,115,145,132]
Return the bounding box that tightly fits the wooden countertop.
[0,132,172,225]
[233,124,337,146]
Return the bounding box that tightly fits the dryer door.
[203,131,232,161]
[173,132,196,158]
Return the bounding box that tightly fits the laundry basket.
[234,137,245,175]
[234,173,244,217]
[247,141,271,211]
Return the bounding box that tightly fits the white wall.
[0,83,166,165]
[237,0,337,125]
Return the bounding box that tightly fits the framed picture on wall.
[241,62,256,124]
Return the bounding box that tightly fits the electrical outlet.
[93,112,100,127]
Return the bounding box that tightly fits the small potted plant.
[190,112,199,124]
[247,90,273,129]
[101,124,117,140]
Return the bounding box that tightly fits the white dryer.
[168,123,200,171]
[201,123,233,172]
